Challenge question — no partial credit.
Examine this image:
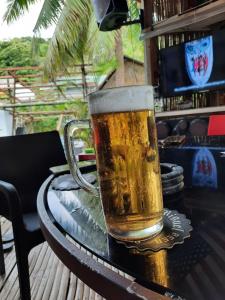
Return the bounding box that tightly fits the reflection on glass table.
[45,168,225,300]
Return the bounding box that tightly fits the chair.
[208,114,225,136]
[0,131,67,300]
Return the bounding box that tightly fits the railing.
[0,65,97,104]
[152,0,217,24]
[0,65,98,134]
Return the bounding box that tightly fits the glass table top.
[47,175,225,300]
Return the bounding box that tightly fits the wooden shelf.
[156,105,225,119]
[141,0,225,39]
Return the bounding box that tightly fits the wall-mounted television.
[160,29,225,97]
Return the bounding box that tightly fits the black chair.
[0,131,67,300]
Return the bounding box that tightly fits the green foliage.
[3,0,144,78]
[4,0,37,23]
[72,101,88,119]
[94,58,117,76]
[17,99,89,133]
[0,37,49,69]
[33,0,64,33]
[32,117,58,132]
[122,24,144,62]
[2,0,144,135]
[73,128,92,147]
[128,0,140,20]
[0,38,34,68]
[42,1,100,77]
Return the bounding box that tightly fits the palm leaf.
[128,0,140,20]
[85,15,115,64]
[33,0,64,33]
[42,0,115,78]
[4,0,37,23]
[42,0,92,77]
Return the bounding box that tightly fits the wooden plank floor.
[0,218,133,300]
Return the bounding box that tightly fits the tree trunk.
[81,56,88,99]
[115,29,125,87]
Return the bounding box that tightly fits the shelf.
[141,0,225,39]
[155,105,225,118]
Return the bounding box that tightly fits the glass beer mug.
[65,86,164,241]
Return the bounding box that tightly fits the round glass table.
[37,168,225,300]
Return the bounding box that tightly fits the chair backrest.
[0,131,67,213]
[208,115,225,136]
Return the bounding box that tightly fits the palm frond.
[33,0,64,33]
[4,0,37,23]
[42,0,113,78]
[128,0,140,20]
[42,0,93,77]
[85,15,115,64]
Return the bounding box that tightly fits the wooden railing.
[152,0,217,24]
[0,65,97,104]
[0,65,98,133]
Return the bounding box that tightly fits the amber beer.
[88,86,163,241]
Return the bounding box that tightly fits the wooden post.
[56,114,64,131]
[81,59,88,99]
[143,0,158,85]
[115,29,125,87]
[12,71,16,135]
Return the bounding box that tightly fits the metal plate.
[117,209,192,252]
[52,173,97,190]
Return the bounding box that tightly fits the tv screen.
[160,29,225,97]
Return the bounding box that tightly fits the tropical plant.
[0,37,48,69]
[4,1,112,77]
[4,0,141,79]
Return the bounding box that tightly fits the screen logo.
[192,147,217,189]
[185,36,213,86]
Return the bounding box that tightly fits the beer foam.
[88,85,154,115]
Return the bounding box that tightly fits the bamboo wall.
[152,0,216,24]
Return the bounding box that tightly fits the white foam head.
[88,85,154,115]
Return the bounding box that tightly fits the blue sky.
[0,0,54,40]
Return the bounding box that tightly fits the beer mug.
[65,86,164,241]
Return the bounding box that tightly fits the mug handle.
[64,119,99,197]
